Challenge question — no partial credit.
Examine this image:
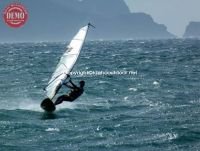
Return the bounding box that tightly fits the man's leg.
[54,95,73,105]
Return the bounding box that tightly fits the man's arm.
[62,74,74,89]
[69,79,79,89]
[63,82,74,89]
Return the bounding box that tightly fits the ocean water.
[0,39,200,151]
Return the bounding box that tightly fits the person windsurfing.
[54,77,85,105]
[41,24,93,112]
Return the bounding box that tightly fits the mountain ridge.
[183,22,200,38]
[0,0,175,42]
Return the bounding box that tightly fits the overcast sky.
[124,0,200,37]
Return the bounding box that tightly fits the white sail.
[45,25,90,99]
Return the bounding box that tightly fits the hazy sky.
[124,0,200,37]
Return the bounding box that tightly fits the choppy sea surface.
[0,39,200,151]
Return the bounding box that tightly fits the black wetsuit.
[54,81,84,105]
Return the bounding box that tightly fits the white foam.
[97,126,100,131]
[19,101,42,112]
[0,97,98,112]
[0,97,75,112]
[114,124,121,128]
[99,81,107,84]
[157,133,178,141]
[128,88,137,91]
[56,102,77,110]
[0,98,43,112]
[167,133,178,140]
[45,128,60,132]
[153,81,159,85]
[124,96,129,101]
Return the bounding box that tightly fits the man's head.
[79,80,85,88]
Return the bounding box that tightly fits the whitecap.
[56,102,77,110]
[45,128,60,132]
[18,100,42,112]
[167,133,178,140]
[99,81,107,84]
[124,96,129,101]
[155,132,178,141]
[114,124,121,128]
[128,88,137,91]
[0,98,43,112]
[97,126,100,131]
[44,51,50,54]
[153,81,159,85]
[143,59,152,63]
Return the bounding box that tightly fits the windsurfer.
[54,78,85,105]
